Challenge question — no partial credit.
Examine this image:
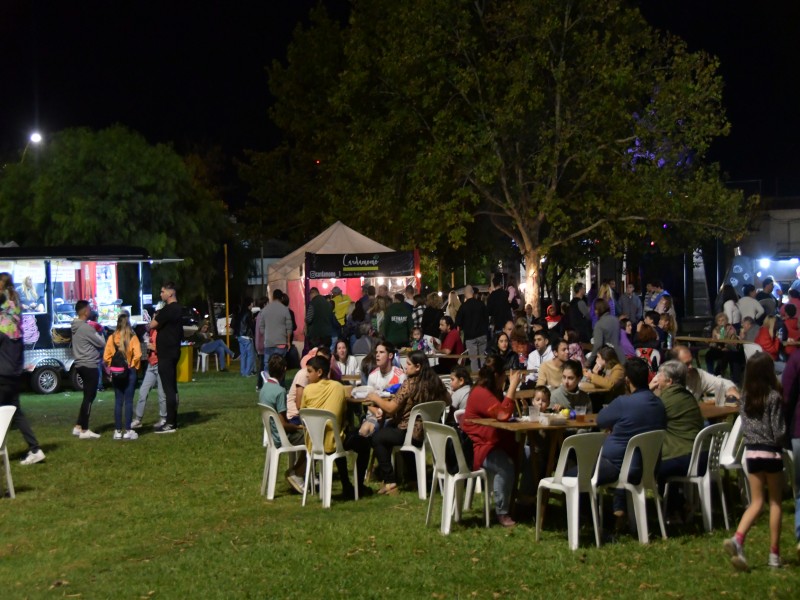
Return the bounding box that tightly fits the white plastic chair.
[719,416,750,504]
[593,430,667,544]
[662,422,731,531]
[299,408,358,508]
[258,404,306,500]
[742,343,762,362]
[536,432,607,550]
[195,350,220,373]
[423,421,489,535]
[392,400,447,500]
[0,406,17,499]
[783,450,797,500]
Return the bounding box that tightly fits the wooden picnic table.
[675,336,752,345]
[700,402,738,422]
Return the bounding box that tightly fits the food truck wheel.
[31,367,62,394]
[70,368,84,392]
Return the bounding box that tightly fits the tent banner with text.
[305,252,415,279]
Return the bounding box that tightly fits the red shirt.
[755,327,780,360]
[462,386,517,471]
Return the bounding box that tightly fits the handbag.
[109,341,129,382]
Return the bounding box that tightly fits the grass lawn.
[0,370,797,599]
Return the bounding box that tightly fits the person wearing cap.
[737,284,765,323]
[330,286,351,327]
[756,277,778,321]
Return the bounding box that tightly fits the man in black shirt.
[456,285,489,369]
[568,282,592,343]
[486,273,512,337]
[149,282,182,433]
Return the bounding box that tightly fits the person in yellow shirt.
[330,286,352,327]
[103,313,142,440]
[301,355,360,498]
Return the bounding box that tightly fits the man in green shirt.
[655,360,704,512]
[382,293,412,348]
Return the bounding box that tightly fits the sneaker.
[153,419,166,429]
[286,474,305,494]
[123,430,139,440]
[113,430,123,440]
[723,537,749,572]
[497,514,516,528]
[768,553,782,568]
[232,352,239,361]
[78,429,101,439]
[72,425,82,437]
[153,424,177,434]
[130,419,142,429]
[20,449,46,465]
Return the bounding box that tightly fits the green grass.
[0,372,797,599]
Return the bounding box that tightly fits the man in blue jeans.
[594,358,666,530]
[237,298,256,377]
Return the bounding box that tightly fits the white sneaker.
[113,430,123,440]
[768,552,782,568]
[20,449,46,465]
[123,430,139,440]
[723,537,749,572]
[130,419,142,429]
[286,474,305,494]
[78,430,101,439]
[153,419,166,429]
[72,426,82,437]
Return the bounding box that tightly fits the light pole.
[20,131,43,163]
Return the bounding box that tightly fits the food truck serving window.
[0,259,47,314]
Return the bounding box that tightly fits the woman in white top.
[719,284,741,328]
[334,340,360,376]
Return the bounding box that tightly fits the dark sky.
[2,1,798,195]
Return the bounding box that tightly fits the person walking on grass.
[103,312,142,440]
[131,326,166,430]
[724,352,787,571]
[0,273,45,464]
[72,300,107,439]
[148,282,182,434]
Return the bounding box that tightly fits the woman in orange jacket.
[104,312,142,440]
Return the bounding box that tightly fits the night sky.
[2,1,798,195]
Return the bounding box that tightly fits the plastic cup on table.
[528,405,540,420]
[574,405,587,422]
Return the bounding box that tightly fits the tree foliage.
[268,0,757,309]
[0,125,227,297]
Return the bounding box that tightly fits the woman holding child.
[367,350,449,495]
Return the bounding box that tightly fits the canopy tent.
[268,221,417,342]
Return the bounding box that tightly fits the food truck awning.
[0,246,182,264]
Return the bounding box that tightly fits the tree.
[0,125,227,298]
[272,0,757,312]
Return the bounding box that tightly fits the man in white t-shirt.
[526,330,554,383]
[367,341,406,390]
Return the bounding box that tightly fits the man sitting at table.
[300,355,361,500]
[525,329,554,384]
[654,360,704,514]
[595,358,667,530]
[367,341,406,390]
[655,346,739,405]
[433,316,465,374]
[536,339,568,389]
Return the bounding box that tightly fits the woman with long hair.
[488,331,517,370]
[421,292,444,339]
[444,290,461,322]
[755,315,781,362]
[370,295,390,335]
[0,273,45,464]
[367,350,449,495]
[103,312,142,440]
[580,346,625,396]
[334,339,359,376]
[720,284,741,328]
[724,353,786,570]
[590,283,616,327]
[550,360,592,412]
[19,275,41,312]
[462,355,523,527]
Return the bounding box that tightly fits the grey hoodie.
[71,319,105,368]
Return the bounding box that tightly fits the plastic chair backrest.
[687,422,731,476]
[424,421,469,476]
[258,403,294,450]
[299,408,344,456]
[618,430,665,488]
[743,343,762,361]
[719,415,743,466]
[453,409,466,428]
[0,406,16,447]
[552,432,607,488]
[403,401,447,446]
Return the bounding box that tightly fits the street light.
[21,131,43,163]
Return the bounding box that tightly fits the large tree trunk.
[523,248,540,317]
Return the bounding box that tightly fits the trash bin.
[177,344,193,382]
